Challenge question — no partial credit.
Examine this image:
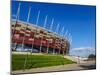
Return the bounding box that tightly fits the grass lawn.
[12,54,76,71]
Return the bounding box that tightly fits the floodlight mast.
[47,18,56,54]
[16,3,21,22]
[64,30,68,39]
[64,30,68,54]
[57,23,61,54]
[65,31,70,44]
[31,10,40,53]
[23,7,31,71]
[50,18,54,31]
[43,15,48,28]
[64,29,72,55]
[36,11,40,26]
[70,34,72,44]
[61,26,64,37]
[69,34,72,49]
[52,23,58,54]
[68,33,71,44]
[56,23,60,33]
[27,10,41,71]
[22,7,31,51]
[66,32,72,54]
[40,15,48,53]
[49,18,56,54]
[12,3,21,50]
[60,26,65,55]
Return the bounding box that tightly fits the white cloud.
[72,47,95,51]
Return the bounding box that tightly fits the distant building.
[11,20,70,55]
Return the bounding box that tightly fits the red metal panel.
[19,30,25,34]
[14,30,20,34]
[33,38,41,46]
[25,30,31,34]
[30,32,34,35]
[14,34,19,39]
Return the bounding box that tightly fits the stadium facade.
[11,20,70,55]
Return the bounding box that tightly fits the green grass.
[12,54,75,71]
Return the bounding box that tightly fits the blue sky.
[11,1,96,57]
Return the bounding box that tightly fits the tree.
[88,54,96,60]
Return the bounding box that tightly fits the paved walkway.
[12,61,96,74]
[64,55,86,63]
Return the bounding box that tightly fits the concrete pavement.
[64,55,86,63]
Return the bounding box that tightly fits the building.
[11,20,70,55]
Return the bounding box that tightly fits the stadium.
[11,3,71,55]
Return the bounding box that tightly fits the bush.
[88,54,96,60]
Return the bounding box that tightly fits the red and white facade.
[11,21,70,55]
